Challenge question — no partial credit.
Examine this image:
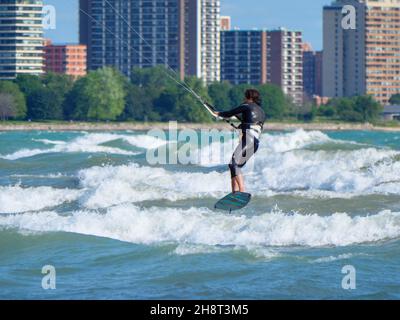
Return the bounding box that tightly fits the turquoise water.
[0,129,400,299]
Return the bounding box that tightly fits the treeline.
[0,66,291,122]
[0,66,384,123]
[316,96,383,122]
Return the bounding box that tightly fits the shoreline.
[1,121,400,132]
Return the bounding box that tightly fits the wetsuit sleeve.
[219,105,247,119]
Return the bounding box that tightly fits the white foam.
[1,133,142,159]
[237,246,282,260]
[173,244,224,256]
[33,139,66,145]
[122,135,168,149]
[1,205,399,248]
[190,130,333,167]
[190,135,237,166]
[4,130,400,201]
[1,148,53,160]
[75,139,400,210]
[11,173,68,179]
[51,133,133,155]
[261,129,332,153]
[250,147,400,196]
[76,147,400,211]
[173,244,280,260]
[0,185,81,214]
[78,163,229,208]
[313,254,354,263]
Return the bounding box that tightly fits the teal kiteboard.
[215,192,252,213]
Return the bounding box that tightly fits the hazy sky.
[44,0,332,50]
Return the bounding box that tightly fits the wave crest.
[1,204,399,247]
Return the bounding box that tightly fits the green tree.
[208,81,232,110]
[389,94,400,105]
[87,68,126,120]
[63,76,90,120]
[257,84,288,119]
[353,95,382,122]
[153,86,179,121]
[68,68,126,120]
[42,72,74,119]
[27,87,62,120]
[131,65,175,88]
[153,76,212,122]
[317,104,336,118]
[332,98,361,122]
[329,96,382,122]
[121,84,158,121]
[0,81,27,119]
[0,93,16,120]
[296,100,316,122]
[130,66,185,121]
[42,72,74,116]
[14,74,43,97]
[131,66,177,103]
[176,76,212,122]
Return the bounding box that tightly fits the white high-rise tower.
[0,0,44,80]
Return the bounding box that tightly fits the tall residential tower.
[267,29,303,105]
[79,0,220,83]
[323,0,400,104]
[221,30,267,85]
[221,28,303,105]
[303,43,323,99]
[0,0,44,80]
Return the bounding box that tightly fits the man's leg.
[231,177,239,193]
[235,174,245,193]
[230,133,259,194]
[229,137,247,193]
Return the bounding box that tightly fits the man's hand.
[204,102,221,119]
[204,102,216,111]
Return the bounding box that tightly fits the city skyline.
[44,0,331,50]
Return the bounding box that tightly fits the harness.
[239,122,264,139]
[203,102,264,139]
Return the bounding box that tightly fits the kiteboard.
[214,192,251,213]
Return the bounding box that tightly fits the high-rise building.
[79,0,220,83]
[221,28,303,105]
[220,30,267,85]
[44,40,87,78]
[0,0,44,80]
[267,28,303,105]
[323,0,400,105]
[185,0,221,83]
[220,16,231,31]
[315,50,323,97]
[303,44,316,99]
[302,43,323,99]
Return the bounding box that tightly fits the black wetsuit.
[219,103,266,178]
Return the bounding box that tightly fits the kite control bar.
[203,102,240,130]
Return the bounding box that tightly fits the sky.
[44,0,332,50]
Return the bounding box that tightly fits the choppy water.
[0,129,399,299]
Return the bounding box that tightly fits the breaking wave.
[78,163,229,208]
[0,185,81,214]
[74,130,400,209]
[0,204,399,248]
[0,133,167,160]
